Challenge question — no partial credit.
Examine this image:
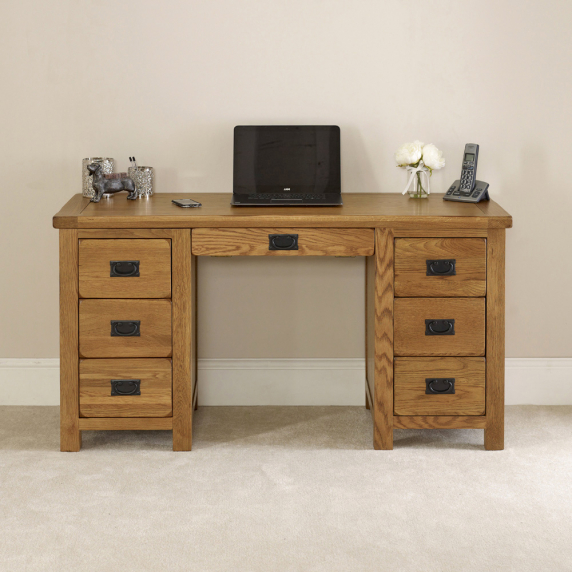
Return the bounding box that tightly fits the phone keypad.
[460,163,475,190]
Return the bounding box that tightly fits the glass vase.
[408,168,429,199]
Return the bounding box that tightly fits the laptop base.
[231,195,343,207]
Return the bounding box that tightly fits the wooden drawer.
[79,239,171,298]
[79,299,172,358]
[191,228,374,256]
[79,358,172,418]
[394,298,485,356]
[395,238,486,297]
[394,357,485,416]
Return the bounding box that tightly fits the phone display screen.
[464,153,475,162]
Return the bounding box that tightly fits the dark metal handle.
[110,320,141,337]
[425,319,455,336]
[426,378,455,394]
[269,234,298,250]
[426,259,456,276]
[110,260,140,277]
[111,379,141,396]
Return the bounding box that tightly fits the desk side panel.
[373,228,394,450]
[60,229,81,451]
[485,228,505,450]
[172,230,194,451]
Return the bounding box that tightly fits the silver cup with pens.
[128,157,154,198]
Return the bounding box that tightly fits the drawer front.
[79,358,172,418]
[79,299,172,358]
[191,228,374,256]
[394,298,485,356]
[395,238,486,297]
[394,357,485,416]
[79,239,171,298]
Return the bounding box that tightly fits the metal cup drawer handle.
[269,234,298,250]
[111,379,141,396]
[425,378,455,394]
[110,320,141,337]
[426,259,456,276]
[110,260,140,277]
[425,319,455,336]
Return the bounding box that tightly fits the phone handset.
[443,143,490,203]
[460,143,479,192]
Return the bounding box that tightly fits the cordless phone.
[443,143,490,203]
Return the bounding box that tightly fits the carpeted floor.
[0,405,571,571]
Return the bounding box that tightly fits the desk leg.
[172,230,194,451]
[485,229,505,450]
[366,229,394,450]
[60,230,81,452]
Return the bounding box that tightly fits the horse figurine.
[88,163,137,202]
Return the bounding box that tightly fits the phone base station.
[443,180,490,203]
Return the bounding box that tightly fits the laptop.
[231,125,342,206]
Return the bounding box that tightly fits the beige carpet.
[1,406,571,571]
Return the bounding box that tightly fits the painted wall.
[1,0,571,359]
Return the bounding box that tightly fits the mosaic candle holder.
[128,166,154,198]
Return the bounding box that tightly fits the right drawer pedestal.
[393,237,487,420]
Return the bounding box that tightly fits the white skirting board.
[0,358,571,406]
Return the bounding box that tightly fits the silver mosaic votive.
[128,166,154,198]
[82,157,115,198]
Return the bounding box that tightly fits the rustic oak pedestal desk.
[53,193,512,452]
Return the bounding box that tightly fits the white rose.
[395,140,424,167]
[422,144,445,170]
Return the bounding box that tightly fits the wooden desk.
[53,193,512,451]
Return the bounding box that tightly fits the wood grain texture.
[78,229,174,239]
[53,194,91,229]
[79,239,171,298]
[394,357,485,416]
[393,229,487,237]
[79,299,172,358]
[53,193,513,230]
[475,200,513,223]
[485,229,505,450]
[59,229,81,452]
[394,298,485,356]
[79,358,172,418]
[79,418,173,430]
[365,254,374,406]
[172,230,194,451]
[192,228,374,256]
[373,228,394,450]
[394,238,486,297]
[393,416,487,429]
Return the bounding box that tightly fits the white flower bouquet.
[395,141,445,198]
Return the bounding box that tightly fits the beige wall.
[1,0,571,359]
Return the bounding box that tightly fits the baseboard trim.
[0,358,571,406]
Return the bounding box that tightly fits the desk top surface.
[53,193,512,230]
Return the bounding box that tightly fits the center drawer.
[394,298,485,356]
[79,299,172,358]
[79,358,172,418]
[191,228,374,256]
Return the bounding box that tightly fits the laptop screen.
[233,126,340,195]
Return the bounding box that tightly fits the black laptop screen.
[233,126,340,194]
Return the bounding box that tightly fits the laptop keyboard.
[248,193,327,200]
